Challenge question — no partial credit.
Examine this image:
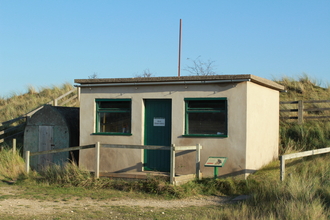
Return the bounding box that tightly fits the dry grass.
[274,74,330,101]
[244,154,330,219]
[0,83,78,123]
[0,148,26,181]
[279,121,330,154]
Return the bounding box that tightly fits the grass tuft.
[38,162,92,187]
[279,121,330,154]
[0,147,26,181]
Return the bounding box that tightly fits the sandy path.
[0,186,231,216]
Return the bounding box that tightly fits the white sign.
[153,117,165,126]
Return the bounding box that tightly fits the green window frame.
[183,98,228,137]
[94,99,132,135]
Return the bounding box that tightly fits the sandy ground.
[0,186,232,217]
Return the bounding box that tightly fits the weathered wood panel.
[38,126,53,169]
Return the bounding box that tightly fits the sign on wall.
[153,117,165,126]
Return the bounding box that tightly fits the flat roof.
[74,74,285,91]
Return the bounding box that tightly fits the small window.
[184,98,227,137]
[95,99,131,135]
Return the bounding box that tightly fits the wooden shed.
[24,105,79,170]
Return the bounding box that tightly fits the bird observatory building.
[74,74,284,183]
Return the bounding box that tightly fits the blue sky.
[1,1,330,97]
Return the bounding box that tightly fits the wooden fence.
[0,88,79,145]
[280,100,330,124]
[279,147,330,181]
[24,142,202,185]
[0,138,17,152]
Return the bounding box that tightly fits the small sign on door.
[153,117,165,126]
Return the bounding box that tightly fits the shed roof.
[74,74,284,91]
[28,105,79,131]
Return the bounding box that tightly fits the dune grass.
[0,83,78,123]
[240,154,330,219]
[274,74,330,101]
[279,121,330,154]
[0,147,26,181]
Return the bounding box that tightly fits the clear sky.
[1,1,330,97]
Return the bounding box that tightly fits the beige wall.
[79,81,279,178]
[245,82,280,177]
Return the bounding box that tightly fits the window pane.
[188,112,226,135]
[188,100,225,110]
[99,112,131,133]
[99,101,130,110]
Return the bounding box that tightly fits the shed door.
[38,126,53,168]
[144,99,171,172]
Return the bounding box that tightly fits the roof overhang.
[74,74,285,91]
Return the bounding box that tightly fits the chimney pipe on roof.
[178,19,182,77]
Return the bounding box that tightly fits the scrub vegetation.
[0,75,330,219]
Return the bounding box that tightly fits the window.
[184,98,227,137]
[95,99,131,135]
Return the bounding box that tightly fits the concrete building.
[74,74,284,179]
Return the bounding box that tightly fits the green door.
[144,99,171,172]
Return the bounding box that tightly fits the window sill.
[182,134,228,138]
[92,133,132,136]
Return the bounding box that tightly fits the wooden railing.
[0,138,18,152]
[279,147,330,181]
[280,100,330,124]
[24,142,202,185]
[0,88,79,145]
[0,117,26,144]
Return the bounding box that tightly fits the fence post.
[280,155,285,181]
[298,100,304,124]
[25,151,30,174]
[53,99,58,106]
[12,139,16,154]
[170,144,176,185]
[196,143,201,180]
[95,142,100,179]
